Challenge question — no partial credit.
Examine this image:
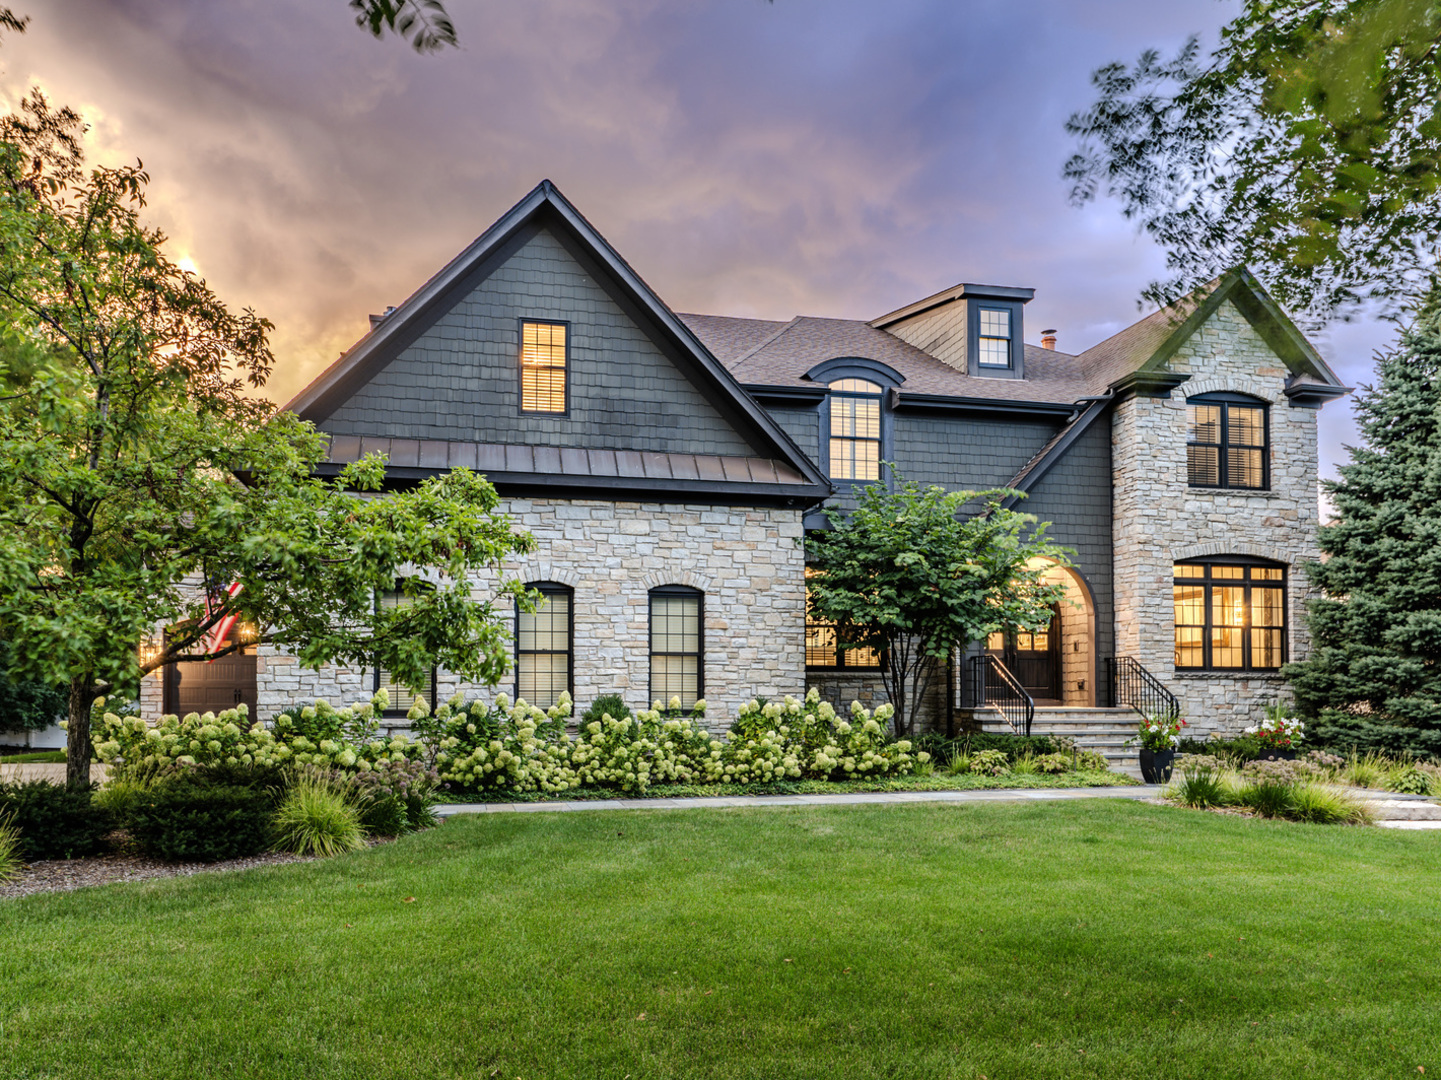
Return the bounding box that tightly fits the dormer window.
[977,308,1012,369]
[519,319,568,414]
[828,378,882,481]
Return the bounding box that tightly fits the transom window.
[515,583,572,709]
[649,586,703,707]
[805,569,880,669]
[519,320,568,414]
[375,585,437,717]
[978,308,1012,368]
[828,378,881,481]
[1187,394,1268,489]
[1174,560,1286,671]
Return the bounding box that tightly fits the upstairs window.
[1187,394,1268,489]
[1173,560,1286,671]
[649,586,702,707]
[519,320,568,414]
[516,583,572,709]
[828,378,882,481]
[977,308,1012,369]
[375,585,437,717]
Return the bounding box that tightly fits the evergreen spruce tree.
[1286,284,1441,755]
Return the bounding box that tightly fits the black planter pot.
[1139,748,1176,783]
[1258,748,1297,762]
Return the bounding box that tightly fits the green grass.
[0,749,65,764]
[436,768,1133,803]
[3,801,1440,1079]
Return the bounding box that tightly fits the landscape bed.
[2,799,1439,1080]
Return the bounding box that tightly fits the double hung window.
[516,583,572,709]
[828,378,882,481]
[375,585,437,716]
[977,308,1012,369]
[649,586,703,706]
[520,320,568,413]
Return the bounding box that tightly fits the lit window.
[520,320,567,413]
[828,378,881,481]
[1173,561,1285,671]
[805,568,879,669]
[1187,395,1267,489]
[649,586,702,707]
[516,583,572,709]
[978,308,1012,368]
[375,585,436,716]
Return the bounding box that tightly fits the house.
[142,180,1349,741]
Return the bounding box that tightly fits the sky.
[2,0,1392,481]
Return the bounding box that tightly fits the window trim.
[976,306,1014,370]
[514,581,574,709]
[648,584,704,707]
[1173,557,1287,672]
[373,582,439,718]
[517,317,571,417]
[1186,392,1270,491]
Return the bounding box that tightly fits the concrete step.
[1365,799,1441,821]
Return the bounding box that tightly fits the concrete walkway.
[436,784,1166,816]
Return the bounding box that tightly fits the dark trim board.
[892,393,1077,420]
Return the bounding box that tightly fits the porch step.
[965,706,1142,774]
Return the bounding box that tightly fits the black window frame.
[1186,392,1270,490]
[373,582,439,718]
[514,581,574,709]
[517,317,570,417]
[976,306,1014,370]
[1172,557,1287,672]
[648,584,704,708]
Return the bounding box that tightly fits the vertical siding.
[323,227,757,457]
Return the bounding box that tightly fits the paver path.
[437,785,1166,816]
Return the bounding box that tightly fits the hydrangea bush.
[93,691,421,780]
[411,688,924,794]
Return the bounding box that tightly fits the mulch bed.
[0,849,317,899]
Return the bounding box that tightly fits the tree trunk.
[65,673,94,789]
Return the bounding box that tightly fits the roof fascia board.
[871,283,1036,329]
[537,187,829,489]
[1228,268,1347,387]
[743,384,828,405]
[283,185,552,420]
[892,392,1078,419]
[999,396,1112,508]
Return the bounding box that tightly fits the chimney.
[1041,328,1057,350]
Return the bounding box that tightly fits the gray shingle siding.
[765,405,821,463]
[891,416,1059,491]
[1019,413,1115,685]
[324,227,756,457]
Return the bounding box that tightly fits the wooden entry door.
[987,605,1061,704]
[164,647,258,718]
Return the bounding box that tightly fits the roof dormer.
[871,282,1034,380]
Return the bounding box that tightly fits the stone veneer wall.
[161,498,807,735]
[1111,298,1321,735]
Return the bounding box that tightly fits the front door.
[986,604,1061,704]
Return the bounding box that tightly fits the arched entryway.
[985,558,1096,706]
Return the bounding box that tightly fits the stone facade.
[1111,299,1319,735]
[238,498,807,734]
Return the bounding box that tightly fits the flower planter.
[1257,748,1297,762]
[1139,748,1176,784]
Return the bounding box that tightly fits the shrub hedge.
[0,780,112,860]
[126,782,278,862]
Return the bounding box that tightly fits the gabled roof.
[284,180,830,500]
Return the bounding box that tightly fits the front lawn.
[0,749,66,764]
[2,801,1438,1079]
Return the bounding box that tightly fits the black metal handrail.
[969,654,1035,737]
[1106,656,1180,722]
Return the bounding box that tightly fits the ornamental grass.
[271,773,367,858]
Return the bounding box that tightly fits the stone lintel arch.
[1025,556,1098,707]
[1170,541,1291,566]
[640,569,714,594]
[1181,375,1282,404]
[518,561,583,589]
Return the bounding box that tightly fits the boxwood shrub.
[127,782,279,863]
[0,780,112,860]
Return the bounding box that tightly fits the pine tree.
[1286,284,1441,754]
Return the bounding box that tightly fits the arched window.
[375,582,437,717]
[516,582,573,708]
[1187,392,1269,490]
[1173,559,1286,671]
[649,585,703,706]
[828,378,882,481]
